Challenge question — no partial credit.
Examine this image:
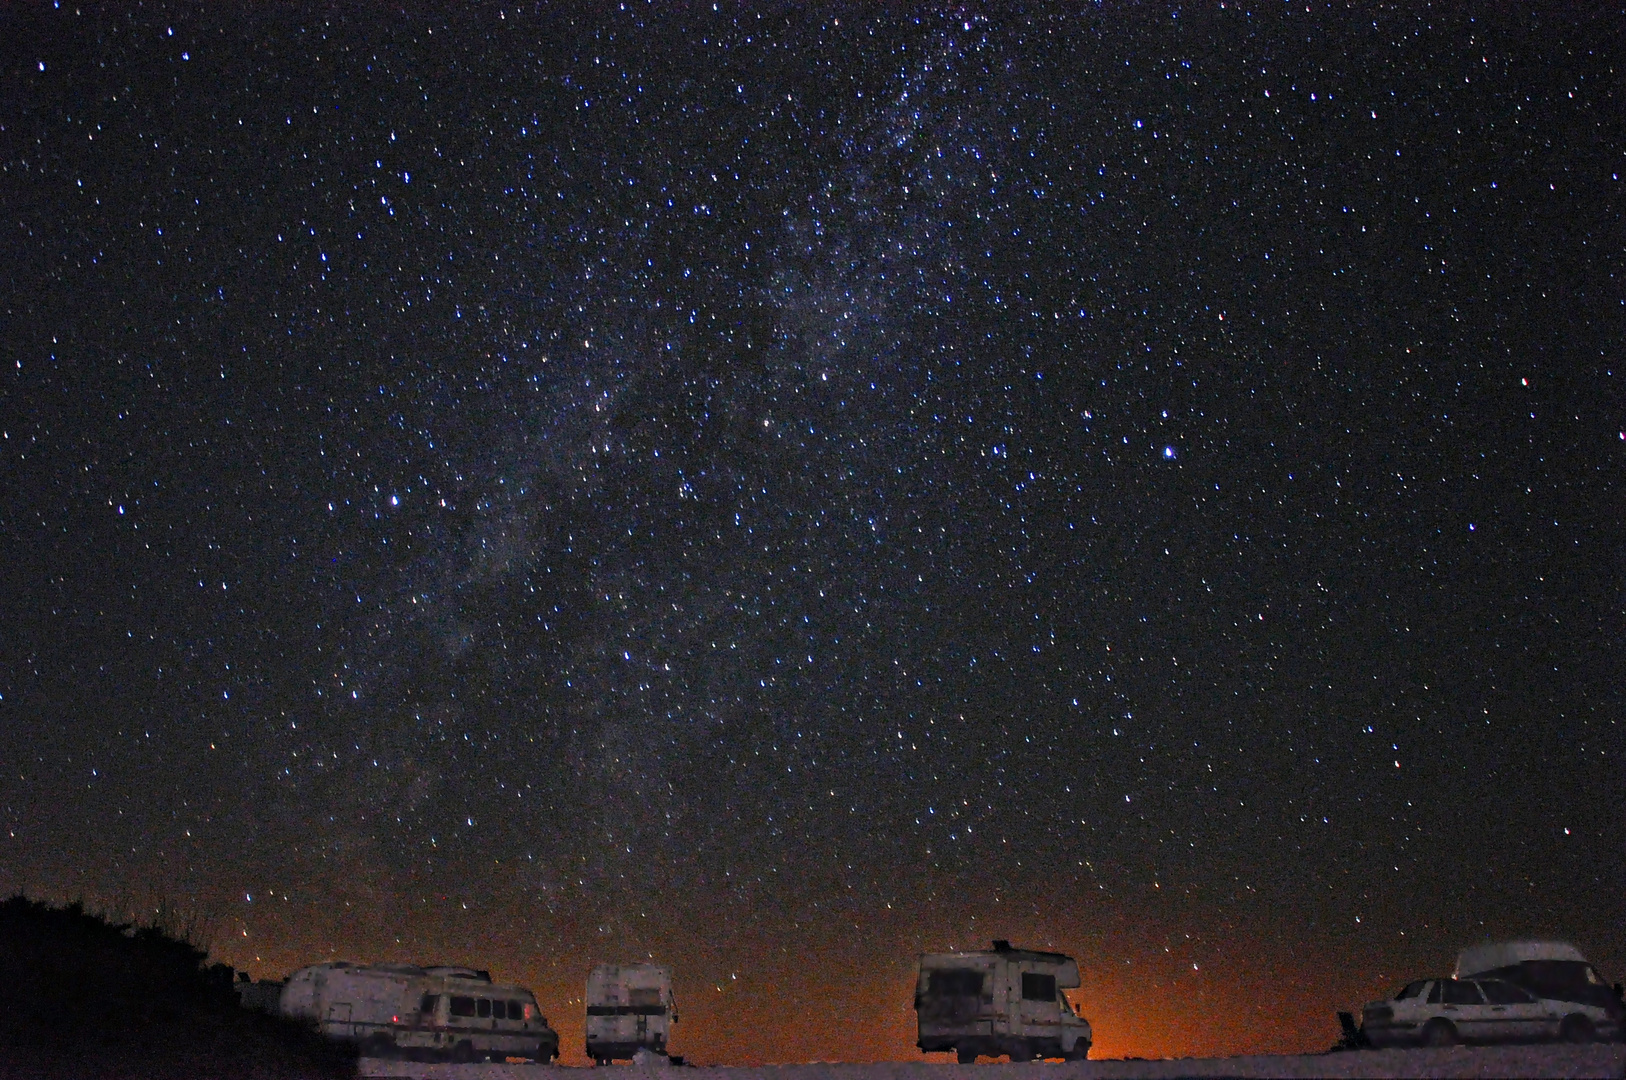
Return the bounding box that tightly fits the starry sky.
[3,1,1623,1065]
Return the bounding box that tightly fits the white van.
[915,941,1092,1062]
[586,963,677,1063]
[279,961,559,1062]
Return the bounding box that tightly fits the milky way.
[3,3,1622,1062]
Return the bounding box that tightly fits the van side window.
[420,994,439,1014]
[450,996,477,1017]
[508,1000,524,1021]
[477,998,492,1018]
[1022,973,1058,1001]
[927,970,985,997]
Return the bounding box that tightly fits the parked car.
[1361,976,1621,1047]
[1455,940,1625,1035]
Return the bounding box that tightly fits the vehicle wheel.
[956,1046,977,1064]
[1009,1044,1034,1063]
[1065,1039,1091,1061]
[359,1033,393,1058]
[451,1040,476,1063]
[1421,1019,1457,1047]
[1560,1015,1595,1043]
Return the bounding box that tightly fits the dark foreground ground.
[0,896,355,1080]
[361,1045,1626,1080]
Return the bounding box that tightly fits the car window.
[1426,981,1443,1004]
[508,1000,524,1020]
[1442,980,1483,1005]
[420,993,439,1014]
[1481,980,1536,1005]
[450,996,476,1017]
[477,998,492,1018]
[1394,981,1429,1001]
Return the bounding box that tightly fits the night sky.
[3,1,1623,1065]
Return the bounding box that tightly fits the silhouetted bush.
[0,895,355,1079]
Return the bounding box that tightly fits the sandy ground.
[362,1045,1626,1079]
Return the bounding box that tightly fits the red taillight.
[392,1016,400,1024]
[523,1003,537,1020]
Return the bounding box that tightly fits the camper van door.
[990,960,1013,1037]
[1015,964,1062,1036]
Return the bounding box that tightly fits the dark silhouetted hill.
[0,895,355,1080]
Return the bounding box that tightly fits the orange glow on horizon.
[201,894,1405,1066]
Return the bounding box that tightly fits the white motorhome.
[915,940,1092,1062]
[586,963,677,1063]
[279,961,559,1062]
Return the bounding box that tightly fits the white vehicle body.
[915,941,1092,1062]
[1362,976,1622,1047]
[279,962,558,1062]
[586,963,676,1063]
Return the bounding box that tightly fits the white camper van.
[586,963,677,1064]
[279,961,559,1062]
[915,940,1092,1062]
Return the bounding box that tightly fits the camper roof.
[921,941,1075,966]
[919,941,1081,988]
[1456,940,1588,978]
[425,965,492,982]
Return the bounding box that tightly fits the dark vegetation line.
[0,894,355,1080]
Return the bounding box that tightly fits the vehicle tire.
[956,1046,977,1064]
[1560,1015,1595,1043]
[1065,1039,1091,1061]
[1421,1019,1457,1047]
[1009,1044,1034,1063]
[451,1040,476,1063]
